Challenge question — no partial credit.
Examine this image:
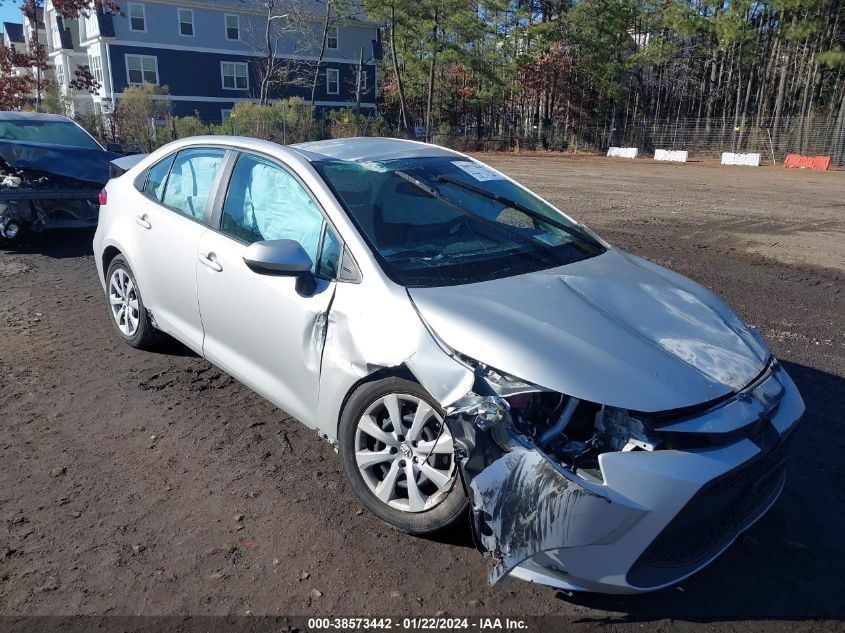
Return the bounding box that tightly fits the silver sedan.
[93,137,804,593]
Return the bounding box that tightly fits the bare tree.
[241,0,316,106]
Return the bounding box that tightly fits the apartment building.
[43,0,380,121]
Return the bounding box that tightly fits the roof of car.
[0,111,73,123]
[291,137,460,162]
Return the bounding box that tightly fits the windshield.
[0,120,103,150]
[313,156,605,287]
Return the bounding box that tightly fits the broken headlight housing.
[453,356,659,479]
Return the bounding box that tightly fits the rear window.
[0,120,102,150]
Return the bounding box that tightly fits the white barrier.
[607,147,638,159]
[721,152,761,166]
[654,149,688,163]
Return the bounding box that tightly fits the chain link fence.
[427,115,845,166]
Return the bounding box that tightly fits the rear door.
[132,147,229,353]
[195,151,341,425]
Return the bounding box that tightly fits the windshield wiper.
[436,174,599,246]
[393,170,557,266]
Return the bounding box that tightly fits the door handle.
[135,214,151,230]
[198,252,223,272]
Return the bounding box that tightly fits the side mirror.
[243,239,316,295]
[106,142,124,155]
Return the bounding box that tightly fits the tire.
[105,255,163,350]
[339,377,468,535]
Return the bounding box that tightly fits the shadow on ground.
[557,360,845,623]
[0,228,96,259]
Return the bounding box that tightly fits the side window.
[220,153,324,271]
[317,225,342,278]
[143,154,175,201]
[161,148,225,220]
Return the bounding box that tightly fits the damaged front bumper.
[447,362,804,594]
[1,189,100,236]
[0,139,115,237]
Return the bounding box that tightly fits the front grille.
[627,429,793,589]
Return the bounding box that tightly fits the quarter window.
[143,154,176,201]
[225,14,240,40]
[161,148,226,220]
[317,225,342,278]
[128,3,146,31]
[220,153,324,271]
[326,68,339,95]
[222,62,248,90]
[326,25,338,49]
[178,8,194,36]
[126,54,158,85]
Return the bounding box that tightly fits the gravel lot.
[1,155,843,631]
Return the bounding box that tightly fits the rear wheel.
[106,255,163,350]
[339,378,468,535]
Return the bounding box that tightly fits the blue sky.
[0,3,23,25]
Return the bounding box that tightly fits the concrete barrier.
[607,147,638,159]
[721,152,761,166]
[783,154,831,170]
[654,149,688,163]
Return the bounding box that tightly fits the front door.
[196,152,341,425]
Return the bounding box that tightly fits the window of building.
[126,54,158,85]
[220,154,324,270]
[178,8,194,36]
[221,62,248,90]
[82,11,99,41]
[326,25,338,50]
[326,68,339,95]
[221,109,233,122]
[225,14,240,40]
[128,3,146,32]
[52,20,62,49]
[357,67,367,92]
[55,61,64,86]
[161,148,227,220]
[89,54,103,84]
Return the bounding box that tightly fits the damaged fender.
[446,392,644,586]
[315,280,475,440]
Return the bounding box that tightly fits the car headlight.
[449,354,658,478]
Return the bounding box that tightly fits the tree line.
[2,0,844,157]
[364,0,845,154]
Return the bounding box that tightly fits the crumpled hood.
[0,140,120,186]
[408,249,770,412]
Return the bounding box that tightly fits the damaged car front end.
[303,141,804,594]
[0,112,119,239]
[444,356,802,593]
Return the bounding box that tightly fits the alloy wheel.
[109,268,140,337]
[354,393,456,513]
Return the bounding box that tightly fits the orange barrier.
[783,154,831,170]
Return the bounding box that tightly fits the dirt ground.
[1,155,843,631]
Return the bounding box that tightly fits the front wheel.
[339,378,468,535]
